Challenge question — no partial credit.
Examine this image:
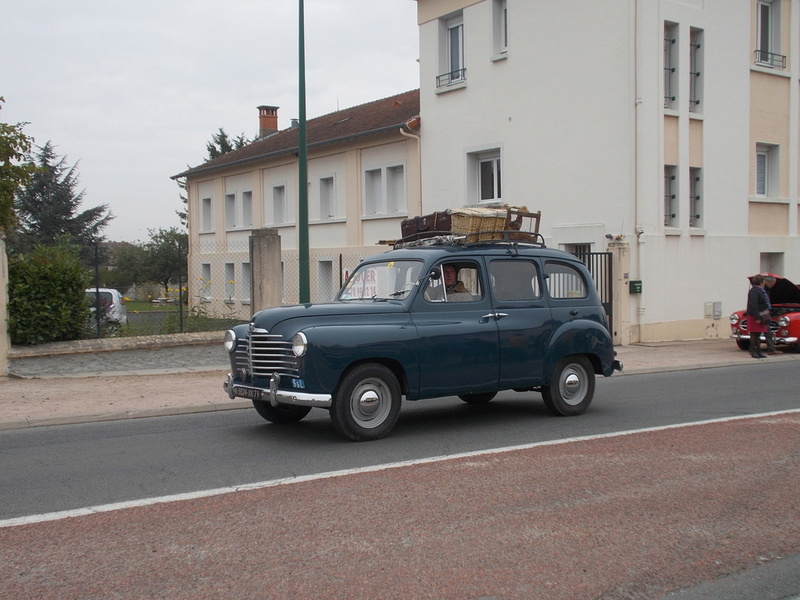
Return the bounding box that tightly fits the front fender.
[544,320,617,381]
[281,319,419,395]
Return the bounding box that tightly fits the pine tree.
[205,128,249,160]
[11,141,113,259]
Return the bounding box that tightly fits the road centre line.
[3,408,799,529]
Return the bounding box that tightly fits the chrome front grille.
[233,339,250,372]
[246,328,299,378]
[741,318,778,334]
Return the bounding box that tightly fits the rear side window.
[489,260,542,301]
[545,262,588,299]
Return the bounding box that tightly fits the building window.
[479,156,501,203]
[664,165,678,227]
[756,151,767,195]
[224,263,235,302]
[755,1,785,67]
[225,191,253,230]
[200,263,211,301]
[320,176,335,219]
[201,197,213,232]
[437,13,465,87]
[493,0,508,56]
[386,165,406,213]
[317,260,334,303]
[689,167,702,228]
[365,169,383,215]
[241,262,251,303]
[224,193,236,229]
[466,149,502,205]
[273,185,287,224]
[364,165,406,216]
[756,144,778,197]
[689,28,703,112]
[664,22,678,110]
[242,191,253,228]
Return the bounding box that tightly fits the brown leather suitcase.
[400,211,452,239]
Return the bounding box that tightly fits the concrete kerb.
[7,331,222,360]
[0,401,253,432]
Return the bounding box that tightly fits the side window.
[545,262,588,299]
[424,262,481,303]
[489,260,541,301]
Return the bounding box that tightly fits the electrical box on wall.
[629,280,642,294]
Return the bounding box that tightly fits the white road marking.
[3,408,799,528]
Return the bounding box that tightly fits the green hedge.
[8,241,90,345]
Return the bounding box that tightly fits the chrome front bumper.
[730,333,798,344]
[223,373,332,408]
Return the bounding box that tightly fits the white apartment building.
[414,0,800,343]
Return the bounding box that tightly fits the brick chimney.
[257,105,279,138]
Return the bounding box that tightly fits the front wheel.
[252,400,311,424]
[330,364,402,441]
[542,355,595,416]
[736,339,750,351]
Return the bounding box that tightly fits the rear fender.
[544,321,617,382]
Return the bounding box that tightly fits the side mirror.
[428,268,441,281]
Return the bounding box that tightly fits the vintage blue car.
[223,236,621,440]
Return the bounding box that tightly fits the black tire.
[252,400,311,424]
[541,355,595,416]
[330,364,402,441]
[458,392,497,404]
[736,339,750,351]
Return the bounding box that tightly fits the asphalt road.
[1,361,798,520]
[1,362,799,599]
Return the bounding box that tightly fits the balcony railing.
[436,68,466,88]
[754,49,786,69]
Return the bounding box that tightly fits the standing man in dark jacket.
[746,274,769,359]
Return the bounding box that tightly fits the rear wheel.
[252,400,311,424]
[330,364,402,441]
[542,355,595,416]
[458,392,497,404]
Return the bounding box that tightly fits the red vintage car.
[729,274,800,352]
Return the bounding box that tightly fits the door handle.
[570,309,579,316]
[482,312,509,320]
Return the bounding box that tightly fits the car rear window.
[545,262,588,299]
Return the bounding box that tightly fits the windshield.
[338,260,424,301]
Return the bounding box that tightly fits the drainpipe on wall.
[399,116,423,216]
[633,0,645,343]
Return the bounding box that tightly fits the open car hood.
[749,274,800,304]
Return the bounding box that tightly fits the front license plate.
[233,385,263,400]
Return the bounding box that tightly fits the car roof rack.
[390,230,546,249]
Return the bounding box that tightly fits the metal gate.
[573,252,613,333]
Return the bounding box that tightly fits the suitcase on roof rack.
[401,211,452,240]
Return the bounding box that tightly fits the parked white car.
[86,288,128,325]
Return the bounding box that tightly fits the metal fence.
[185,237,382,321]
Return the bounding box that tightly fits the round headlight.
[292,332,308,357]
[223,329,237,353]
[778,316,790,327]
[729,314,740,325]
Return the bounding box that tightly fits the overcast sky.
[1,0,420,242]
